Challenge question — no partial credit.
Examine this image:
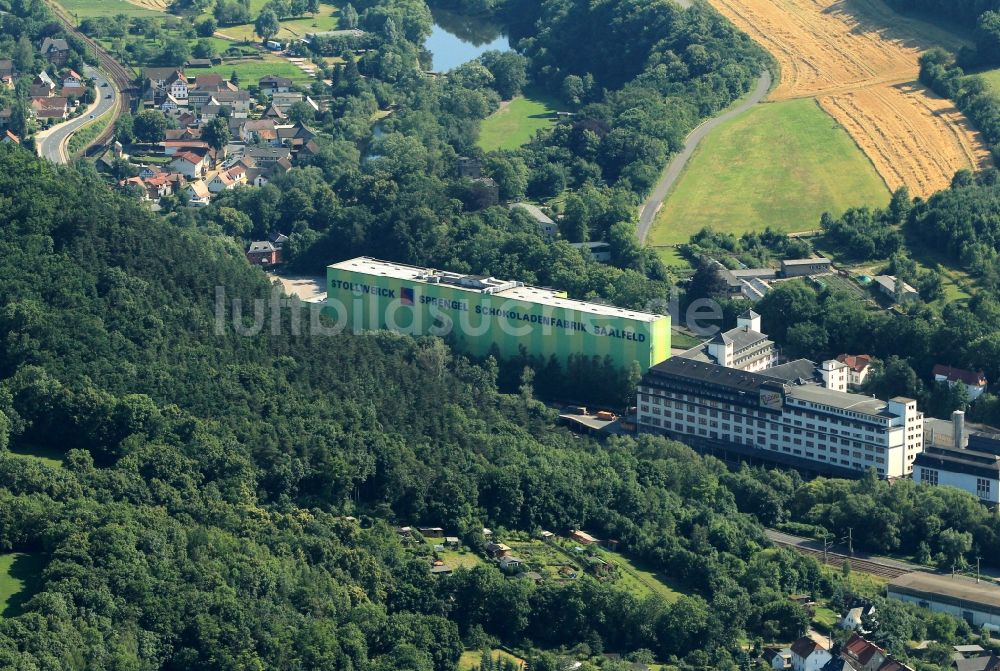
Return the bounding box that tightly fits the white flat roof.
[329,257,665,321]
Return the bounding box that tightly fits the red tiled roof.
[172,150,204,165]
[844,634,885,666]
[933,364,987,387]
[837,354,872,373]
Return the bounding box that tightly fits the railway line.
[766,529,915,579]
[45,1,134,151]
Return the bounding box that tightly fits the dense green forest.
[0,141,988,669]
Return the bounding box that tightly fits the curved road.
[37,65,117,163]
[637,70,772,242]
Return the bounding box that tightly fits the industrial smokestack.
[953,410,966,450]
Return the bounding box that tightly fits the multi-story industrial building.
[914,411,1000,504]
[636,357,923,479]
[326,257,671,372]
[678,310,778,372]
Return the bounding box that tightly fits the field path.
[701,0,989,196]
[637,71,771,242]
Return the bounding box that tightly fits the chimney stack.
[953,410,965,450]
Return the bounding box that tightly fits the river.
[425,7,511,72]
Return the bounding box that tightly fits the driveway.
[36,65,117,163]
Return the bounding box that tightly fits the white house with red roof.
[208,165,248,193]
[170,150,208,178]
[791,637,832,671]
[933,364,988,401]
[836,354,873,388]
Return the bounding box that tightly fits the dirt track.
[706,0,989,196]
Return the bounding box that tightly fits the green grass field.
[459,649,526,671]
[209,3,340,42]
[7,444,64,469]
[977,67,1000,96]
[478,91,562,152]
[200,56,314,85]
[649,98,890,248]
[597,548,683,604]
[59,0,162,18]
[0,553,44,617]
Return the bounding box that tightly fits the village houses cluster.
[109,67,321,207]
[0,38,84,145]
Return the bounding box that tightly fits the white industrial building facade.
[636,357,923,479]
[889,572,1000,633]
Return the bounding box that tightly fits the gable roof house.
[192,73,235,93]
[511,202,557,238]
[763,647,792,670]
[30,96,68,120]
[262,101,287,120]
[836,354,873,387]
[259,75,293,95]
[1,129,19,145]
[238,118,279,145]
[791,637,832,671]
[277,123,316,149]
[841,634,886,671]
[212,89,252,116]
[184,179,211,206]
[246,240,281,266]
[170,150,208,178]
[933,365,988,401]
[61,69,86,98]
[29,71,56,98]
[208,165,248,193]
[40,37,70,64]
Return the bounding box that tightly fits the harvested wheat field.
[705,0,989,197]
[708,0,965,99]
[819,83,991,194]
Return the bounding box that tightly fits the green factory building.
[326,257,671,372]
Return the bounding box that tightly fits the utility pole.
[977,556,981,584]
[823,535,830,566]
[847,527,853,556]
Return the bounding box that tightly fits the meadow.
[649,99,890,248]
[198,55,315,85]
[58,0,162,18]
[477,91,562,152]
[0,553,44,617]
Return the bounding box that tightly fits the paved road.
[37,65,117,163]
[637,70,772,243]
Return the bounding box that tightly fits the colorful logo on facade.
[401,287,414,306]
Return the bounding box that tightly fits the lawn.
[649,98,890,248]
[436,548,484,570]
[200,56,315,85]
[477,91,562,152]
[0,553,44,617]
[977,67,1000,97]
[670,330,703,350]
[596,547,683,604]
[812,605,840,632]
[459,649,526,671]
[657,246,692,270]
[58,0,162,18]
[209,4,340,42]
[7,444,64,469]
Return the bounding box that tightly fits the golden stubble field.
[707,0,991,195]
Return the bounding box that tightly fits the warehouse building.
[326,257,671,372]
[888,572,1000,632]
[636,357,923,478]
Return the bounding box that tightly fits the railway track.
[774,541,910,579]
[45,1,134,150]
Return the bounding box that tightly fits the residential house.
[569,241,612,262]
[187,89,216,110]
[874,275,919,303]
[839,602,875,631]
[212,90,252,116]
[0,108,11,128]
[511,202,557,238]
[259,75,293,95]
[933,365,988,401]
[246,146,292,164]
[161,140,211,157]
[296,139,320,160]
[175,111,197,127]
[61,69,86,99]
[790,637,832,671]
[0,59,13,78]
[1,129,18,145]
[239,119,279,145]
[262,102,287,120]
[165,127,201,142]
[249,156,292,186]
[444,536,460,548]
[165,70,188,100]
[953,657,1000,671]
[138,165,163,179]
[820,359,850,392]
[29,71,55,98]
[836,354,873,388]
[246,240,281,265]
[762,648,792,670]
[208,166,247,192]
[417,527,444,538]
[171,150,208,178]
[142,172,183,201]
[277,123,316,149]
[30,96,68,120]
[841,634,886,671]
[498,556,523,572]
[40,37,69,65]
[160,93,182,113]
[184,179,211,206]
[119,176,147,198]
[271,91,305,111]
[192,73,235,93]
[485,542,511,558]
